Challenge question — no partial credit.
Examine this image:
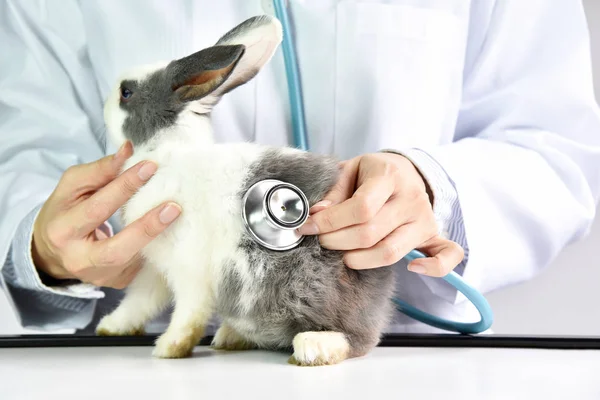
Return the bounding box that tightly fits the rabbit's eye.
[120,87,133,101]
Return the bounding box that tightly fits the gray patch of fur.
[241,148,341,206]
[120,72,184,147]
[216,149,397,357]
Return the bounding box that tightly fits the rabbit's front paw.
[211,323,256,351]
[96,314,145,336]
[288,332,350,367]
[152,327,204,359]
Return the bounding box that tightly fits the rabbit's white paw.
[152,327,204,359]
[211,323,256,351]
[289,332,350,366]
[96,314,144,336]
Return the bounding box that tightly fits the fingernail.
[314,200,332,208]
[114,142,129,163]
[297,220,319,235]
[408,263,428,275]
[138,162,158,181]
[311,200,332,213]
[159,203,181,224]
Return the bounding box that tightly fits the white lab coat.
[0,0,599,334]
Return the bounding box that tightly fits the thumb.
[310,158,359,214]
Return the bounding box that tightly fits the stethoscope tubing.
[273,0,309,151]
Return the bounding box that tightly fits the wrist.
[382,150,434,207]
[31,215,71,282]
[9,203,103,299]
[380,148,460,237]
[31,235,65,281]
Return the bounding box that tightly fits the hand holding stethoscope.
[269,1,461,275]
[296,152,464,277]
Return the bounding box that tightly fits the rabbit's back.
[216,149,396,353]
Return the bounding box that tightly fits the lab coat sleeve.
[402,0,600,302]
[0,1,108,330]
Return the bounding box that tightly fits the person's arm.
[0,0,106,330]
[400,0,600,302]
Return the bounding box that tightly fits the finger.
[57,141,133,199]
[89,202,181,268]
[309,158,358,213]
[65,159,158,237]
[94,226,110,241]
[298,175,395,235]
[407,237,465,277]
[318,196,412,250]
[343,222,433,270]
[309,201,333,215]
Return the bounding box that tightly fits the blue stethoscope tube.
[273,0,493,334]
[272,0,309,151]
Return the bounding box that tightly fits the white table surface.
[1,346,599,400]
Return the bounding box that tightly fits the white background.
[0,1,599,336]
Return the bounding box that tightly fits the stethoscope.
[242,0,494,335]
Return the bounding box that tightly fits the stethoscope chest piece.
[242,179,309,251]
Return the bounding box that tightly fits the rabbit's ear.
[168,15,282,106]
[211,15,282,96]
[169,45,246,103]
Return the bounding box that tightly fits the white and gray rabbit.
[97,15,396,366]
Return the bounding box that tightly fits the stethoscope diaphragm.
[242,179,309,251]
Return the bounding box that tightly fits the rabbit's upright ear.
[168,15,282,106]
[169,45,246,103]
[212,15,282,95]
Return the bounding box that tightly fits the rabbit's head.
[104,15,282,149]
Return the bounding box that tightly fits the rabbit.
[96,15,397,366]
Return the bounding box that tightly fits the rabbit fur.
[96,15,397,366]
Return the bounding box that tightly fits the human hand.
[297,153,464,276]
[31,142,181,289]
